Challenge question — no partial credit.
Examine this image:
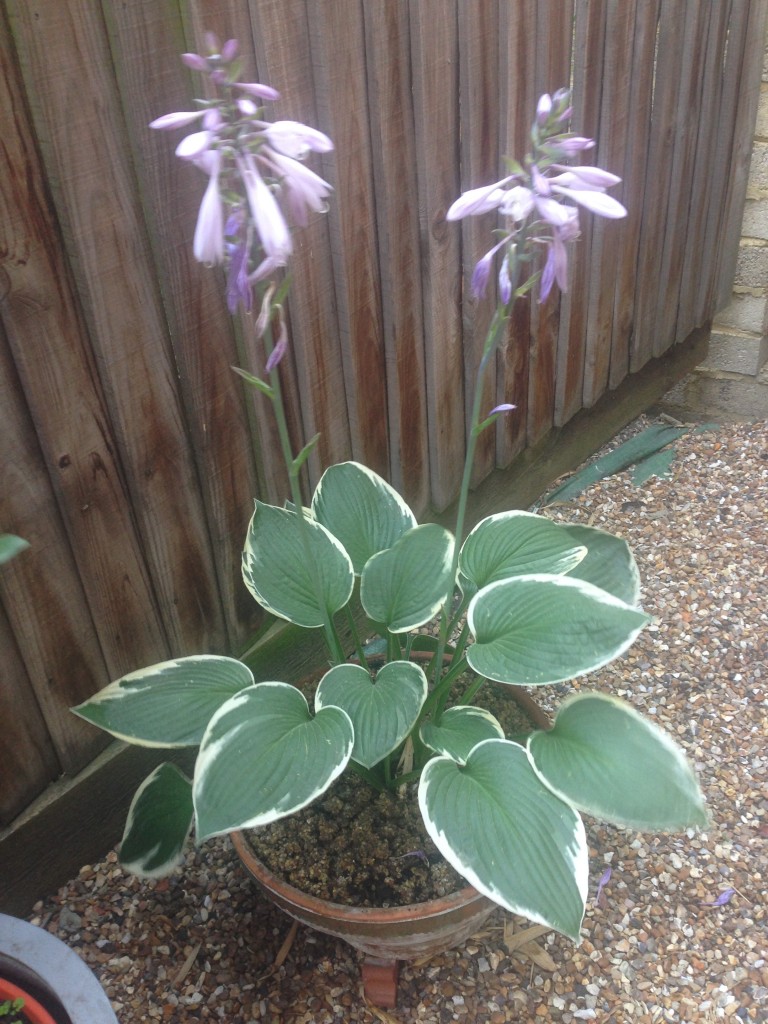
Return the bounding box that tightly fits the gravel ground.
[27,415,767,1023]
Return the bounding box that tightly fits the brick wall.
[707,22,768,377]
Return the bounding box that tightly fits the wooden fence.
[1,0,765,827]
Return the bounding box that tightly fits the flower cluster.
[447,88,626,303]
[150,32,333,317]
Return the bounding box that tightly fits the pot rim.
[0,975,58,1024]
[231,829,493,924]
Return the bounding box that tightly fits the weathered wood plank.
[7,2,226,657]
[104,0,262,645]
[457,0,500,486]
[496,0,537,464]
[0,317,108,776]
[362,0,430,514]
[527,0,574,442]
[309,1,389,480]
[410,0,464,511]
[607,0,659,390]
[0,7,169,681]
[248,0,352,490]
[0,605,60,827]
[553,0,603,425]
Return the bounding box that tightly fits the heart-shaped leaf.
[527,693,708,830]
[419,739,588,940]
[560,523,641,606]
[459,511,586,597]
[312,461,416,573]
[315,661,427,768]
[119,763,194,878]
[361,524,454,632]
[420,705,504,762]
[467,574,649,685]
[194,683,353,840]
[71,656,255,747]
[242,502,354,627]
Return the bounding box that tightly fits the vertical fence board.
[496,0,537,464]
[309,1,389,480]
[362,0,430,513]
[0,606,60,826]
[608,0,659,391]
[0,8,169,678]
[0,320,109,773]
[104,0,262,645]
[554,0,603,424]
[457,0,500,487]
[410,0,464,511]
[8,2,226,656]
[248,0,351,489]
[527,0,575,442]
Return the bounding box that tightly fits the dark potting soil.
[244,681,540,908]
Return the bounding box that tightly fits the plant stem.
[262,319,346,665]
[430,304,509,712]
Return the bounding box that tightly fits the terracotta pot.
[0,976,58,1024]
[231,671,551,1005]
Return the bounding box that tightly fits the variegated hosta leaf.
[193,683,353,841]
[527,693,709,830]
[315,661,427,769]
[119,763,194,878]
[312,461,416,574]
[420,705,504,762]
[467,574,649,685]
[459,511,586,598]
[419,739,588,940]
[71,656,255,747]
[242,501,354,627]
[559,523,641,607]
[360,524,454,632]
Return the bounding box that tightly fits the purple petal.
[536,93,553,125]
[181,52,208,72]
[446,177,512,220]
[498,185,534,222]
[238,82,281,102]
[238,154,293,260]
[550,136,595,155]
[550,185,627,219]
[498,253,511,304]
[471,250,494,299]
[265,318,288,372]
[221,38,240,62]
[175,130,213,160]
[488,403,516,415]
[149,110,205,131]
[263,120,334,158]
[226,242,252,313]
[193,161,224,265]
[550,166,622,189]
[700,887,736,908]
[534,195,573,228]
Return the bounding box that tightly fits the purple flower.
[262,120,334,159]
[237,82,282,102]
[192,153,224,264]
[226,241,252,313]
[150,110,205,131]
[265,315,289,372]
[447,88,625,305]
[262,149,333,227]
[238,154,293,261]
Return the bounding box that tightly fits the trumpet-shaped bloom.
[263,120,334,159]
[238,154,293,261]
[193,153,224,265]
[263,149,333,227]
[448,88,626,304]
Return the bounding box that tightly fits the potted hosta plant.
[73,39,707,1005]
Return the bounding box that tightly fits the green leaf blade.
[119,763,194,878]
[312,461,416,574]
[242,502,354,627]
[360,523,454,632]
[459,511,586,596]
[315,661,427,769]
[559,524,641,606]
[467,575,649,685]
[528,693,708,830]
[419,739,588,940]
[420,705,504,762]
[193,683,353,840]
[71,656,255,747]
